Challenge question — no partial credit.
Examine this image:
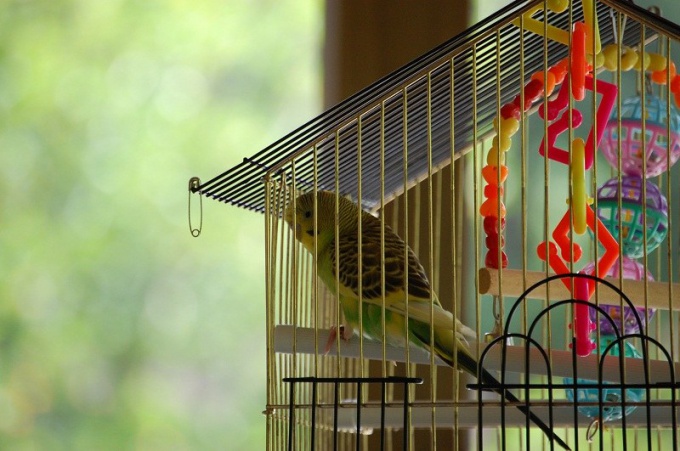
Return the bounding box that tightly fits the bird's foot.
[324,325,353,354]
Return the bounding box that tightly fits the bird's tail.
[412,326,571,450]
[456,350,571,451]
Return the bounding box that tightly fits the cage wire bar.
[191,0,680,450]
[193,0,653,211]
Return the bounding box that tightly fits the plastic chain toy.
[482,3,680,359]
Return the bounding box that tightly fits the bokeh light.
[0,0,321,448]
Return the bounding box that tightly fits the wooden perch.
[274,326,680,384]
[479,268,680,311]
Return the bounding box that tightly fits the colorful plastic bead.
[647,52,668,72]
[634,51,651,71]
[671,74,680,94]
[620,47,639,71]
[524,79,544,104]
[483,184,504,198]
[481,165,509,184]
[485,249,508,269]
[486,146,505,166]
[483,216,505,235]
[479,197,506,218]
[547,0,569,13]
[492,133,512,152]
[501,103,521,121]
[532,71,557,97]
[601,44,619,71]
[485,234,505,249]
[550,59,569,85]
[651,61,676,85]
[494,116,520,137]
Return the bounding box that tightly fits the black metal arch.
[470,273,680,450]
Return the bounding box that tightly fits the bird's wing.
[332,219,475,341]
[332,219,431,301]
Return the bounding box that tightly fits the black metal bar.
[571,336,579,451]
[284,376,422,384]
[403,381,409,450]
[380,381,386,451]
[617,338,628,451]
[672,373,678,448]
[477,369,483,447]
[356,381,362,451]
[288,380,295,451]
[283,377,422,449]
[310,380,317,451]
[333,381,339,451]
[520,336,526,450]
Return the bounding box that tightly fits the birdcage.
[189,0,680,449]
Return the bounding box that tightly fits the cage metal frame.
[190,0,680,449]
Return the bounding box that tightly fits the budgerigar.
[285,190,570,450]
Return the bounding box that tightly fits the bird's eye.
[304,211,312,218]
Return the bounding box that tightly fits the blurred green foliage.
[0,0,321,449]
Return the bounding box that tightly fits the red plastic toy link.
[570,22,589,101]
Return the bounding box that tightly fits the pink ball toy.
[600,95,680,178]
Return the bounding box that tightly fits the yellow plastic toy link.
[570,137,587,235]
[514,0,599,54]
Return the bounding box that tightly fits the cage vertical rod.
[638,23,653,450]
[652,21,666,422]
[448,52,461,451]
[387,196,399,451]
[517,11,534,448]
[425,69,438,451]
[492,23,513,448]
[411,148,422,451]
[312,144,319,383]
[612,15,625,448]
[663,38,676,395]
[541,3,555,447]
[290,161,298,450]
[471,37,486,450]
[380,100,387,379]
[357,115,365,378]
[279,185,286,451]
[401,84,413,451]
[300,225,311,451]
[334,132,341,378]
[264,177,273,451]
[311,146,320,447]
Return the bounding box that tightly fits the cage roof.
[192,0,680,213]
